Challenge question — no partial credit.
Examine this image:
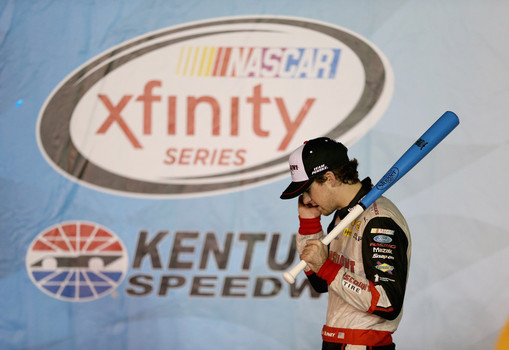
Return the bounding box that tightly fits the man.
[280,137,411,350]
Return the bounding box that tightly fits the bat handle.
[283,205,365,284]
[283,260,307,284]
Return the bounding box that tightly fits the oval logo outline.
[373,235,393,244]
[36,15,394,197]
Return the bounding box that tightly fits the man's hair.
[314,159,360,185]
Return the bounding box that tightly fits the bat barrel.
[417,111,459,157]
[360,111,459,208]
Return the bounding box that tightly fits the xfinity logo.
[37,15,393,197]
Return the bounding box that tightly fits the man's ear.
[326,171,336,186]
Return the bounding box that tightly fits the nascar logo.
[26,222,128,302]
[176,46,341,78]
[370,228,394,235]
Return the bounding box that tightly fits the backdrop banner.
[1,1,508,350]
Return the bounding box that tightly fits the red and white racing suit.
[297,178,411,349]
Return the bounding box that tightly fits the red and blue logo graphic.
[26,221,128,302]
[175,46,341,79]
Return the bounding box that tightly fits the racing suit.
[297,178,411,349]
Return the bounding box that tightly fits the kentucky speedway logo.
[26,222,128,302]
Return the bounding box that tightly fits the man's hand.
[298,195,321,219]
[300,239,328,273]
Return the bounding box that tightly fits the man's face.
[301,179,336,216]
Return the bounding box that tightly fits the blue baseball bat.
[283,111,460,284]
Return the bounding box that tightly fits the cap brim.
[280,179,311,200]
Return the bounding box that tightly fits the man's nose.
[302,191,312,205]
